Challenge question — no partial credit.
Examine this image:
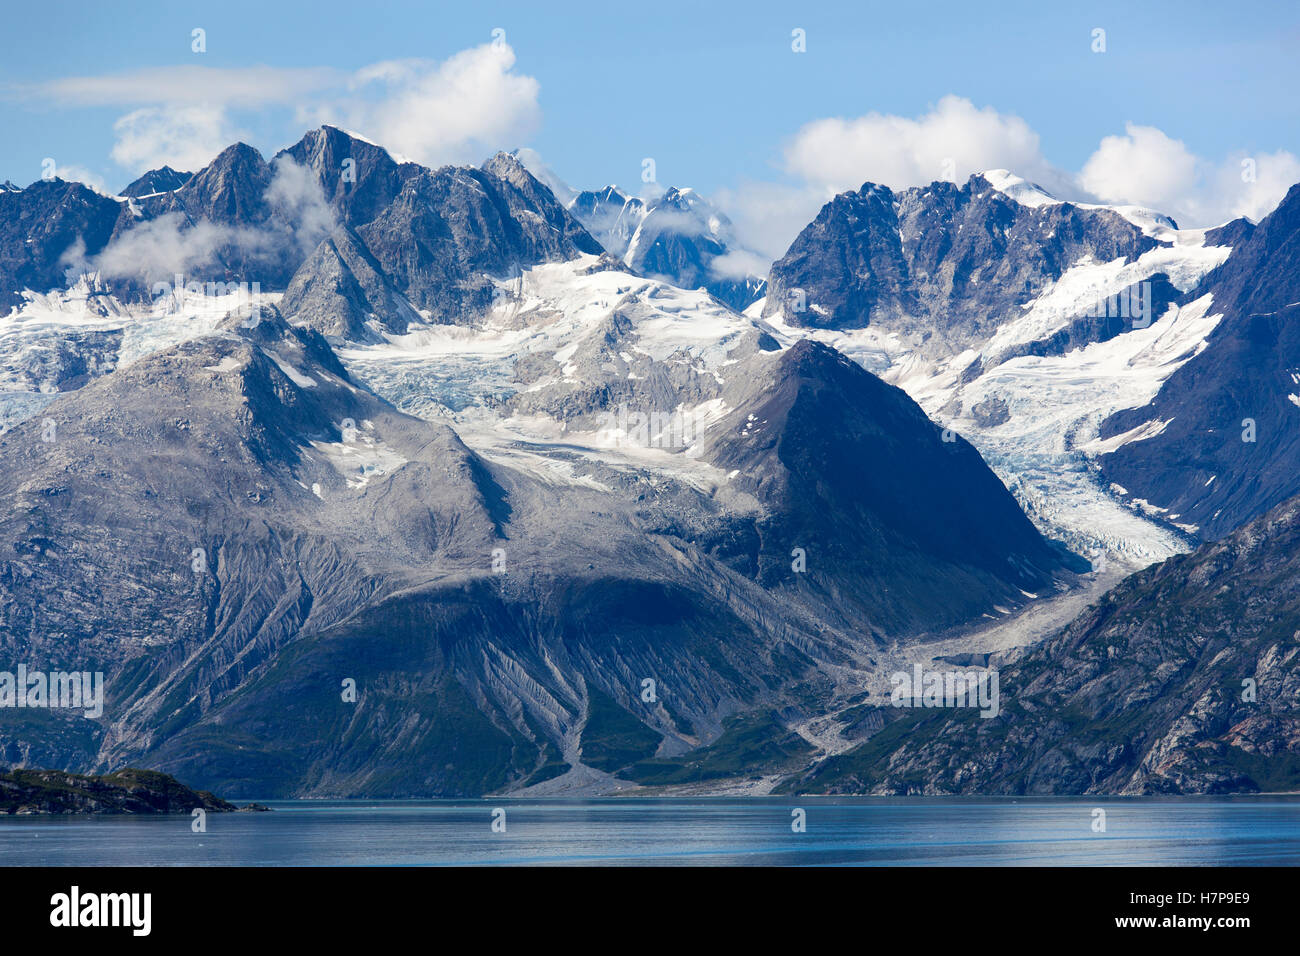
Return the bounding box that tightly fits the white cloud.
[110,106,240,175]
[783,95,1055,195]
[1217,150,1300,223]
[1080,124,1300,226]
[263,156,337,256]
[33,65,340,108]
[310,44,541,168]
[27,45,541,180]
[88,213,250,280]
[1080,124,1199,212]
[708,247,773,280]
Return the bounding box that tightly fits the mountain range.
[0,127,1296,796]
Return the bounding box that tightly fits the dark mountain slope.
[761,174,1158,346]
[1099,183,1300,539]
[781,492,1300,795]
[0,179,121,308]
[348,154,601,323]
[120,166,193,198]
[697,340,1080,636]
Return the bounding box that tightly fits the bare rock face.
[971,394,1011,428]
[275,144,606,332]
[277,125,423,227]
[0,179,121,309]
[120,166,193,199]
[761,174,1157,349]
[346,156,602,325]
[280,226,421,342]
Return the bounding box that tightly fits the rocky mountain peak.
[120,165,193,198]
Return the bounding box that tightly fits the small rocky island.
[0,767,269,815]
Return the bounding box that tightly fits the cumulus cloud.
[784,95,1058,195]
[1212,150,1300,223]
[1080,124,1200,212]
[307,44,541,168]
[1081,124,1300,226]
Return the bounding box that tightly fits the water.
[2,797,1298,866]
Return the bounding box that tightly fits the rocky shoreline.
[0,767,270,815]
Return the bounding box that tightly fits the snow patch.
[309,434,407,489]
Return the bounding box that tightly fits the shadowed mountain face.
[347,154,603,324]
[695,340,1077,635]
[278,131,605,327]
[1098,184,1300,540]
[0,179,121,309]
[781,492,1300,796]
[761,174,1158,344]
[120,166,193,199]
[153,143,273,227]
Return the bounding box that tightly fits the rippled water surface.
[3,797,1298,866]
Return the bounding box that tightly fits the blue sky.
[3,0,1298,254]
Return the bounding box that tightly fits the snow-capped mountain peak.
[977,169,1060,208]
[514,151,769,311]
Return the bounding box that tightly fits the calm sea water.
[2,797,1298,866]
